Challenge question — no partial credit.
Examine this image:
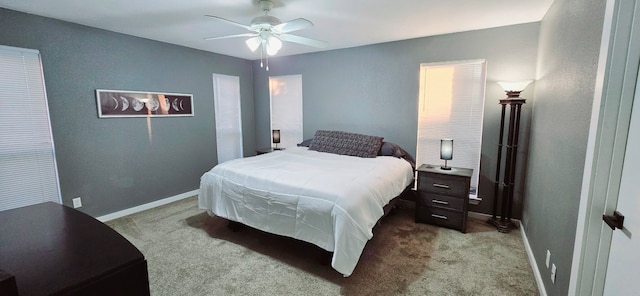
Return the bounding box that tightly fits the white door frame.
[569,0,640,294]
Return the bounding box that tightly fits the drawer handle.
[431,214,448,220]
[432,199,449,205]
[432,183,450,189]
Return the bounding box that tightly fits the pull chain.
[258,42,270,71]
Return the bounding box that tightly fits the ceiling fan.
[204,0,327,69]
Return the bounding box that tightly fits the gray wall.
[252,23,540,217]
[524,0,606,294]
[0,8,255,216]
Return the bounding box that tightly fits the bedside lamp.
[440,139,453,170]
[272,129,281,150]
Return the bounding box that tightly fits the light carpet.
[106,196,538,295]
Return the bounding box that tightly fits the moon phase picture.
[96,89,193,118]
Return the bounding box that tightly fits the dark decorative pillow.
[378,141,416,169]
[309,130,384,158]
[378,141,399,156]
[297,138,313,147]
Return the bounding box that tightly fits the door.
[602,70,640,295]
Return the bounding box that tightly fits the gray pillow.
[378,141,400,156]
[378,141,416,169]
[308,130,383,158]
[297,138,313,147]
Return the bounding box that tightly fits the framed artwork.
[96,89,194,118]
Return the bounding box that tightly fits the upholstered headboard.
[308,130,383,158]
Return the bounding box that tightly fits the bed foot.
[227,220,244,232]
[319,250,332,266]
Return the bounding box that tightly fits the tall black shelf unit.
[487,96,526,233]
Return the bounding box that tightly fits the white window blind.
[416,60,486,189]
[0,45,61,211]
[213,74,243,163]
[269,75,303,148]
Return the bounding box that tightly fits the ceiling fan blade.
[280,34,328,48]
[205,15,252,31]
[273,18,313,33]
[204,33,257,41]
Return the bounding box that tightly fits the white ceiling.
[0,0,554,60]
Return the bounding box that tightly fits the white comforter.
[198,146,414,276]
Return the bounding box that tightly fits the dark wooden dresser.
[0,202,150,296]
[415,164,473,233]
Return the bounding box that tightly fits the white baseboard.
[97,189,199,222]
[520,224,547,296]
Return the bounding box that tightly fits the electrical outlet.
[546,250,551,268]
[72,197,82,208]
[551,263,557,283]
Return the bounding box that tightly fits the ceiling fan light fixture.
[266,46,279,56]
[205,0,326,67]
[266,35,282,56]
[245,37,262,52]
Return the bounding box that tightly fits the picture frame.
[96,89,194,118]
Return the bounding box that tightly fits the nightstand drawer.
[418,174,468,197]
[415,207,464,231]
[416,192,464,211]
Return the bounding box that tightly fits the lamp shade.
[272,129,281,144]
[497,80,533,92]
[266,36,282,56]
[245,37,262,52]
[440,139,453,160]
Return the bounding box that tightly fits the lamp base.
[440,166,452,170]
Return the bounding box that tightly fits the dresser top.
[0,202,145,295]
[417,164,473,178]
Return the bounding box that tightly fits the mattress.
[198,146,414,276]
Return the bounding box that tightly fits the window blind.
[416,60,487,190]
[0,45,61,211]
[269,75,303,148]
[213,74,243,163]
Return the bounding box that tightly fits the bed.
[198,130,414,276]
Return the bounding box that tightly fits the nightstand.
[415,164,473,233]
[256,147,284,155]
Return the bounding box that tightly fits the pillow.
[308,130,383,158]
[378,141,400,156]
[378,141,416,169]
[297,138,313,147]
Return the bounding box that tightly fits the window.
[416,60,487,191]
[269,75,303,148]
[213,74,243,163]
[0,45,61,211]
